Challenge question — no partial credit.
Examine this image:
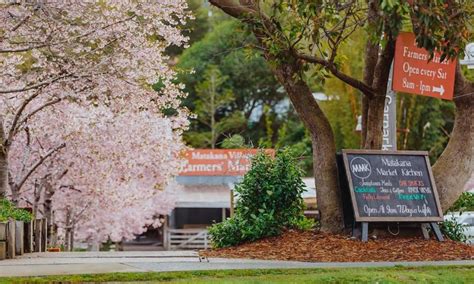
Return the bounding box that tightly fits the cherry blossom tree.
[1,1,191,245]
[47,102,186,246]
[8,100,187,247]
[1,0,191,198]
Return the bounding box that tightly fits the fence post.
[7,220,15,259]
[24,222,33,253]
[15,221,24,255]
[41,218,48,252]
[163,227,169,250]
[34,219,43,252]
[0,222,6,260]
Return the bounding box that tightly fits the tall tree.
[186,65,245,148]
[209,0,471,232]
[177,20,287,147]
[0,1,190,199]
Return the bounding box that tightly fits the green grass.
[0,266,473,283]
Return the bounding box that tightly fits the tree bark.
[0,119,8,200]
[364,36,396,149]
[272,58,343,233]
[432,69,474,211]
[361,0,380,147]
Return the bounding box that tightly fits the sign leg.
[361,222,369,242]
[421,223,430,240]
[430,222,444,242]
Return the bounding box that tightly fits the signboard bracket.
[429,222,444,242]
[421,223,430,240]
[361,222,369,242]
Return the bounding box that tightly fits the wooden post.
[15,221,24,255]
[230,189,234,218]
[41,218,48,252]
[34,219,43,252]
[421,223,430,240]
[0,241,6,260]
[24,222,33,253]
[361,222,369,242]
[221,208,226,221]
[1,223,6,259]
[7,220,15,259]
[430,222,444,242]
[0,222,6,241]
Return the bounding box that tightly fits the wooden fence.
[0,218,48,260]
[164,229,210,250]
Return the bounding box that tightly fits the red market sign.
[393,32,457,100]
[179,149,274,176]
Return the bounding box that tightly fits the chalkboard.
[342,150,443,222]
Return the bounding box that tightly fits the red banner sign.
[179,149,274,176]
[393,32,456,100]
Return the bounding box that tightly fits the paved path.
[0,251,472,277]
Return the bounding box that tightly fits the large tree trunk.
[363,96,386,149]
[0,119,8,199]
[433,70,474,211]
[272,58,343,233]
[363,35,396,149]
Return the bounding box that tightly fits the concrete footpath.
[0,251,472,277]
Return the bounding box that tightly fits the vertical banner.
[382,63,397,151]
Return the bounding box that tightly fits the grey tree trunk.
[272,58,343,233]
[43,180,57,247]
[0,119,8,199]
[433,70,474,211]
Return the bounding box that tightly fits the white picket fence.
[164,229,210,250]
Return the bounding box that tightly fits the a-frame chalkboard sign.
[341,150,444,242]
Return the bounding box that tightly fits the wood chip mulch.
[201,230,474,262]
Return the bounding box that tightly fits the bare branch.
[1,15,136,54]
[15,143,66,192]
[296,52,375,97]
[16,97,62,133]
[6,88,43,146]
[0,73,72,94]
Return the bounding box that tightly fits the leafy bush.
[440,215,467,242]
[0,199,33,222]
[448,192,474,213]
[209,149,315,248]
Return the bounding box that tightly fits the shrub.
[0,199,33,222]
[448,192,474,213]
[440,215,467,243]
[209,149,315,248]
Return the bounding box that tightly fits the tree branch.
[209,0,257,20]
[6,89,43,146]
[15,97,62,134]
[15,143,66,192]
[1,15,136,54]
[0,73,72,94]
[296,52,376,97]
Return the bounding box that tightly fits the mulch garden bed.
[201,230,474,262]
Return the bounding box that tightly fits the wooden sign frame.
[342,149,444,223]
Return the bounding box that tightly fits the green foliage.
[209,149,314,248]
[440,216,467,243]
[411,0,472,61]
[0,199,33,222]
[398,95,454,161]
[221,134,246,149]
[448,192,474,213]
[187,64,245,148]
[275,120,313,175]
[177,19,286,148]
